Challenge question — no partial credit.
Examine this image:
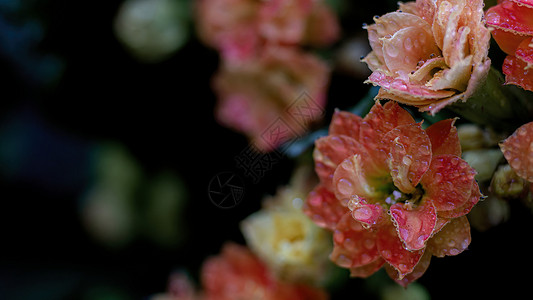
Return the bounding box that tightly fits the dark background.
[0,0,531,299]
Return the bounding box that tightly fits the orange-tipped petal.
[421,155,477,212]
[438,182,482,218]
[384,251,431,288]
[376,224,424,279]
[491,28,528,55]
[330,213,380,268]
[426,216,471,257]
[425,118,461,157]
[313,135,367,190]
[384,123,432,193]
[499,121,533,182]
[349,258,385,278]
[390,200,437,251]
[329,110,362,140]
[304,184,348,230]
[502,54,533,91]
[513,0,533,9]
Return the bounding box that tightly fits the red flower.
[499,121,533,182]
[201,242,328,300]
[486,0,533,91]
[304,101,481,286]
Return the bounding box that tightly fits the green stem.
[448,66,533,133]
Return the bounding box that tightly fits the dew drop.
[386,44,399,58]
[337,179,354,196]
[352,206,373,222]
[398,264,408,272]
[334,230,345,243]
[381,250,392,259]
[344,238,357,251]
[361,254,372,264]
[404,37,413,51]
[364,238,375,250]
[336,254,353,268]
[402,156,412,166]
[449,248,460,255]
[447,240,456,247]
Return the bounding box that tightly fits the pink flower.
[201,243,329,300]
[304,101,481,286]
[213,46,330,151]
[486,0,533,91]
[362,0,491,114]
[195,0,339,63]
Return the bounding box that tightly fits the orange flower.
[213,46,330,151]
[486,0,533,91]
[195,0,339,63]
[304,101,481,286]
[362,0,491,114]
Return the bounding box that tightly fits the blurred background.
[0,0,532,299]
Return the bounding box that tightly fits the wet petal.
[382,26,441,79]
[333,154,384,203]
[366,12,433,63]
[438,182,482,218]
[313,135,367,190]
[502,54,533,92]
[384,123,432,193]
[330,213,380,268]
[377,224,424,279]
[499,121,533,182]
[421,155,477,212]
[349,258,385,278]
[486,0,533,37]
[304,184,349,230]
[359,101,416,171]
[390,201,437,251]
[329,110,363,140]
[426,55,472,91]
[425,119,461,157]
[426,216,471,257]
[384,251,431,288]
[348,196,386,228]
[515,36,533,68]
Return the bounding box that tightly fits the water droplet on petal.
[336,254,353,268]
[337,179,354,196]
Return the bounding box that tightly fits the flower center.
[383,184,424,208]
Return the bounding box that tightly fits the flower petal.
[499,121,533,182]
[502,54,533,92]
[304,184,349,230]
[330,213,380,268]
[515,36,533,68]
[359,101,416,172]
[425,118,461,157]
[349,258,385,278]
[366,12,433,64]
[329,110,362,140]
[332,154,385,204]
[438,182,482,218]
[390,200,437,251]
[313,135,367,190]
[421,155,477,212]
[382,26,441,79]
[486,0,533,37]
[348,196,386,228]
[426,216,471,257]
[384,251,431,288]
[491,28,528,56]
[384,123,432,193]
[376,223,424,279]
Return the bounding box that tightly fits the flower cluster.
[153,243,328,300]
[304,101,481,286]
[486,0,533,91]
[196,0,339,151]
[362,0,491,114]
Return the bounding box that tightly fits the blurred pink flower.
[362,0,491,114]
[213,46,330,151]
[195,0,339,63]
